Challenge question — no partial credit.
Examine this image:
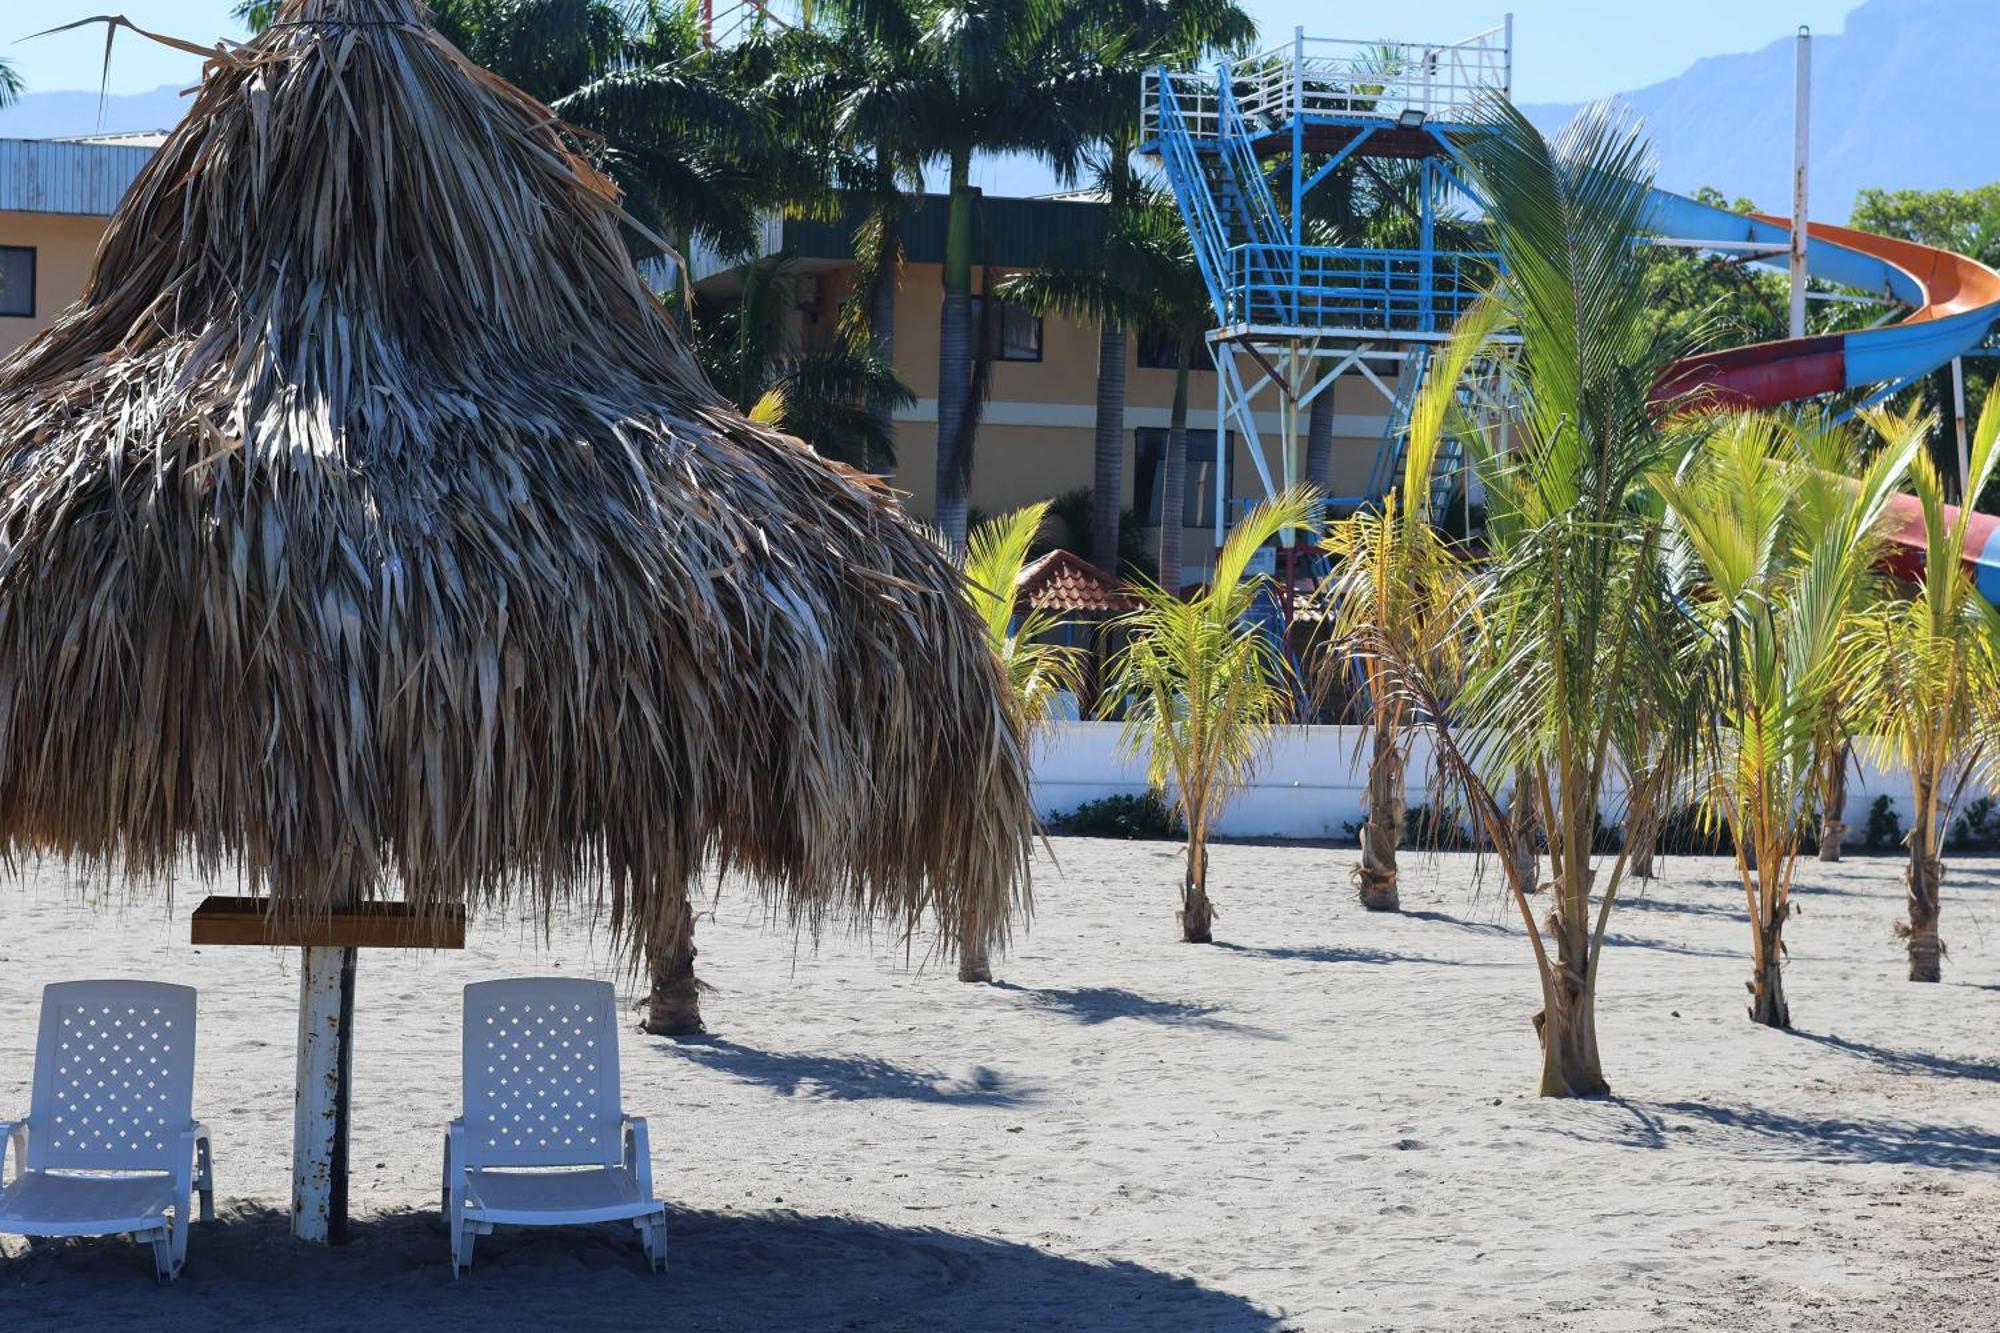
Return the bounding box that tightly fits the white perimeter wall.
[1032,721,1976,845]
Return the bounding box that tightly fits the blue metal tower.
[1141,19,1517,549]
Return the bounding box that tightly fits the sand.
[3,838,1999,1331]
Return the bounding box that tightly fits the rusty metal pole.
[1788,27,1810,340]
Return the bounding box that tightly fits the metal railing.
[1240,24,1512,127]
[1223,245,1497,332]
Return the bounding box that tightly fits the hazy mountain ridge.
[0,84,189,140]
[1521,0,2000,220]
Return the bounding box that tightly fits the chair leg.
[640,1215,668,1273]
[196,1139,216,1224]
[148,1226,177,1284]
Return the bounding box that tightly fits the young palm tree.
[1321,301,1500,910]
[1105,489,1315,942]
[956,501,1085,979]
[1849,395,2000,982]
[997,189,1212,586]
[1360,101,1693,1097]
[1657,411,1917,1027]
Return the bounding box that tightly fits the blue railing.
[1224,245,1495,332]
[1151,72,1234,318]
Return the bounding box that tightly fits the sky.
[4,0,1865,100]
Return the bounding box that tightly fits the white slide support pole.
[1789,27,1811,340]
[1953,356,1972,498]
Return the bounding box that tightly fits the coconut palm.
[831,0,1095,552]
[1105,489,1315,942]
[1657,411,1917,1026]
[1360,100,1694,1097]
[998,187,1211,586]
[1320,301,1499,911]
[1848,394,2000,982]
[1055,0,1254,569]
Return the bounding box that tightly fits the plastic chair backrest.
[460,978,624,1169]
[28,980,197,1172]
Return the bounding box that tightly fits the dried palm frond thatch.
[0,0,1033,967]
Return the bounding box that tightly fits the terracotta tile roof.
[1015,549,1140,614]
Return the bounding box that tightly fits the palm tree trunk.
[1625,782,1661,879]
[1508,769,1540,892]
[1092,323,1127,571]
[934,154,977,552]
[642,897,703,1036]
[1157,352,1190,588]
[1906,770,1944,981]
[868,166,898,471]
[1305,384,1335,526]
[1181,826,1214,943]
[1355,723,1403,911]
[1748,907,1791,1027]
[1817,740,1849,862]
[1535,799,1606,1097]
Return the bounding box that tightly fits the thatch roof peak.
[0,0,1034,961]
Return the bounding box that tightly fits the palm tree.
[1058,0,1254,569]
[956,500,1085,980]
[1105,489,1315,942]
[1657,411,1917,1026]
[694,254,913,470]
[1848,395,2000,983]
[828,0,1092,552]
[998,188,1211,586]
[1358,102,1694,1097]
[0,59,21,107]
[1320,301,1498,911]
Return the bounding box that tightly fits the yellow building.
[0,135,162,360]
[690,194,1400,583]
[3,150,1396,581]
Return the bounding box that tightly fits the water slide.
[1643,189,2000,596]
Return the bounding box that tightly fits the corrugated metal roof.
[784,192,1107,270]
[0,138,155,216]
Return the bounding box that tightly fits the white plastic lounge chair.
[443,978,665,1276]
[0,981,213,1282]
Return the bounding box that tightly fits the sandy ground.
[3,839,2000,1332]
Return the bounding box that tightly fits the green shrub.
[1049,790,1180,839]
[1865,794,1904,851]
[1948,795,2000,851]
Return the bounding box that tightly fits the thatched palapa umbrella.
[0,0,1033,1242]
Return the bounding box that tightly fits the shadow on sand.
[1212,941,1490,969]
[0,1203,1284,1332]
[653,1036,1032,1106]
[1788,1029,2000,1084]
[993,982,1283,1040]
[1564,1100,2000,1171]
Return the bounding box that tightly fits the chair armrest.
[622,1116,655,1200]
[0,1120,23,1184]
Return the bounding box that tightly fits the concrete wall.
[0,211,107,359]
[1031,720,1970,847]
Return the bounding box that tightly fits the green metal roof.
[782,192,1108,269]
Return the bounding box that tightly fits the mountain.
[1521,0,2000,220]
[0,84,191,140]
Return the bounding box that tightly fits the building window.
[0,247,34,319]
[971,296,1042,362]
[1134,427,1233,528]
[1137,325,1212,372]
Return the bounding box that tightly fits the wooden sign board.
[190,896,466,950]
